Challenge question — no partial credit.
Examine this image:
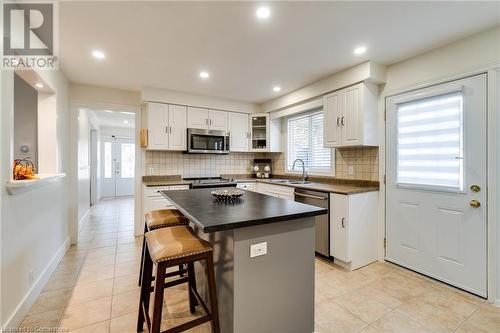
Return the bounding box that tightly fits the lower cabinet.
[236,182,256,191]
[330,192,378,270]
[254,183,295,200]
[143,185,190,216]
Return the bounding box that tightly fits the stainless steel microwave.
[187,128,230,154]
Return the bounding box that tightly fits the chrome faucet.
[292,159,308,182]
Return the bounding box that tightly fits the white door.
[208,110,228,130]
[228,112,249,152]
[147,102,168,149]
[101,137,135,197]
[343,85,361,146]
[168,104,187,150]
[323,90,342,147]
[386,74,487,297]
[187,107,209,129]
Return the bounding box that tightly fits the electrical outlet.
[148,167,154,175]
[250,242,267,258]
[28,269,34,286]
[348,165,354,176]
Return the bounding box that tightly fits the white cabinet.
[209,110,228,130]
[228,112,250,152]
[236,182,256,191]
[330,191,378,270]
[323,82,378,147]
[250,113,282,152]
[255,183,294,200]
[187,107,228,130]
[143,185,190,216]
[146,102,186,151]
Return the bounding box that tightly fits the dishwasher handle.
[294,192,328,200]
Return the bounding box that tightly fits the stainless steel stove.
[185,177,237,189]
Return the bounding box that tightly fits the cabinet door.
[330,194,350,261]
[187,107,209,129]
[147,102,169,149]
[342,85,362,146]
[228,112,249,152]
[323,91,343,147]
[168,105,187,150]
[209,110,228,130]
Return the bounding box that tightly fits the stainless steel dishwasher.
[294,188,330,257]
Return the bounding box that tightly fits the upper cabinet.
[323,82,378,147]
[146,102,186,151]
[249,113,282,152]
[187,107,228,130]
[228,112,250,152]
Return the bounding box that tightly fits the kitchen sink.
[289,180,311,184]
[268,179,311,185]
[268,179,292,183]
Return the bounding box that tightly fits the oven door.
[187,128,229,154]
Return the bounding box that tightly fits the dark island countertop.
[161,188,327,232]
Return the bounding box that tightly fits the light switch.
[250,242,267,258]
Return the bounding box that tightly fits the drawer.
[145,186,170,197]
[169,185,190,190]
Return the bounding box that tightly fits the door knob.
[470,184,481,193]
[470,200,481,208]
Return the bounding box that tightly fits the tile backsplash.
[145,147,379,181]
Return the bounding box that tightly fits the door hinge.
[384,238,387,248]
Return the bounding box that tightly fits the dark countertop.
[143,180,192,187]
[161,188,327,232]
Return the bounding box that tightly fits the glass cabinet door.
[251,115,267,150]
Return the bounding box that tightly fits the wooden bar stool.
[138,209,190,286]
[137,225,220,333]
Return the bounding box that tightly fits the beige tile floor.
[19,197,500,333]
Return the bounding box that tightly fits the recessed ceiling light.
[256,6,271,19]
[273,86,281,92]
[104,110,113,113]
[199,71,209,79]
[120,112,135,115]
[92,50,106,59]
[35,83,44,88]
[123,120,129,124]
[353,46,367,55]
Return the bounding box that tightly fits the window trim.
[284,109,335,177]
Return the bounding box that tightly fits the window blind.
[287,110,332,174]
[396,91,464,190]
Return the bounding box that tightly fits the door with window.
[102,137,135,197]
[386,74,487,296]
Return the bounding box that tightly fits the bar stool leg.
[137,240,153,332]
[151,262,167,333]
[187,262,198,314]
[138,223,147,286]
[205,255,220,333]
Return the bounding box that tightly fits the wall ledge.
[5,173,66,195]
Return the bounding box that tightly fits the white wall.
[142,87,260,113]
[1,68,70,328]
[13,74,38,166]
[70,83,141,107]
[77,109,91,228]
[100,126,135,138]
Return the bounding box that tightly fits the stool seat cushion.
[145,226,212,263]
[145,209,189,230]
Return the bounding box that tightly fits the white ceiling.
[90,110,135,128]
[60,1,500,104]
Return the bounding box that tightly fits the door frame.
[69,101,142,245]
[379,66,500,304]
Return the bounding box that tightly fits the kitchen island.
[161,188,327,333]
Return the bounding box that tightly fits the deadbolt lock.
[470,200,481,208]
[470,184,481,193]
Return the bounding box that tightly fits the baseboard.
[2,236,71,329]
[78,207,90,233]
[494,299,500,307]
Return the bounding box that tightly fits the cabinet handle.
[341,217,345,228]
[169,126,172,134]
[336,117,340,126]
[165,126,168,133]
[205,119,208,125]
[210,119,212,126]
[341,117,345,126]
